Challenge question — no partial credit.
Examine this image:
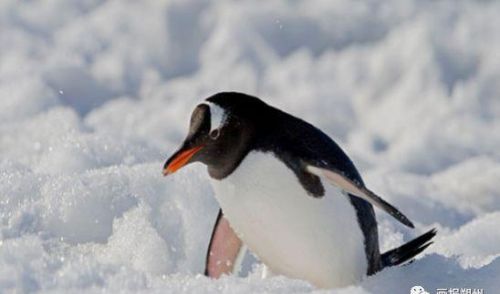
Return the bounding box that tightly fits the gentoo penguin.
[163,92,436,288]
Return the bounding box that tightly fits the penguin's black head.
[163,92,270,179]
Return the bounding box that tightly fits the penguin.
[163,92,436,288]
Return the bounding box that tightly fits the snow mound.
[1,0,499,292]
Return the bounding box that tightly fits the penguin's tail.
[381,228,437,268]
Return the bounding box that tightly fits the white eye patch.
[202,102,227,132]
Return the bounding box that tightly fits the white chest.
[210,151,367,288]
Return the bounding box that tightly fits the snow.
[1,0,499,292]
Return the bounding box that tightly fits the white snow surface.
[1,0,500,293]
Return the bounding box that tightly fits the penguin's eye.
[209,129,220,140]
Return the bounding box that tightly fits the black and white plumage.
[163,92,436,288]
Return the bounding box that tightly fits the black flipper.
[306,165,414,228]
[381,229,437,268]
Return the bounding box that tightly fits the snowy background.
[1,0,500,293]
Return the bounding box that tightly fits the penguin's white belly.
[210,151,367,288]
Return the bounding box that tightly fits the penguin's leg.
[205,209,245,278]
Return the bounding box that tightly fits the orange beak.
[163,145,204,176]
